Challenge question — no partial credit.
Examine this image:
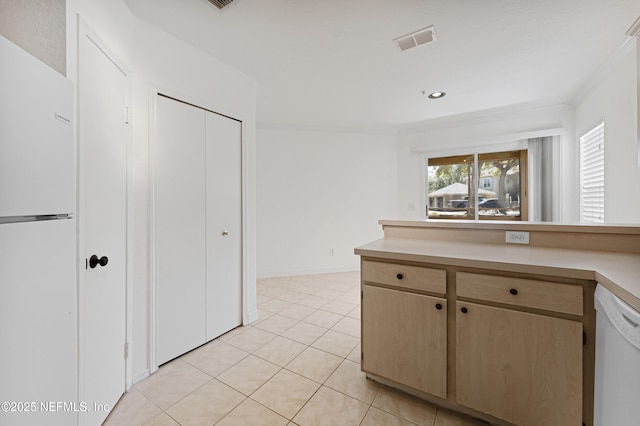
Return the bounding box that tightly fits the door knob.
[222,230,229,236]
[89,255,109,269]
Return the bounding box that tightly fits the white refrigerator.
[0,36,78,426]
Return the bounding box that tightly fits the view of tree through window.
[427,155,473,219]
[427,150,527,220]
[478,151,523,218]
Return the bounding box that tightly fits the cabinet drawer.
[457,272,583,315]
[362,260,446,294]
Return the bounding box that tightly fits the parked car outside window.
[448,200,468,208]
[479,198,499,208]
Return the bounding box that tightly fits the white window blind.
[579,122,605,223]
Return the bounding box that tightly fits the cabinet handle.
[396,273,403,280]
[435,303,443,310]
[461,307,468,314]
[509,288,518,295]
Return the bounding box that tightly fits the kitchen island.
[355,220,640,426]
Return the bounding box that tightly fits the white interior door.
[154,95,207,365]
[78,26,128,425]
[206,112,243,340]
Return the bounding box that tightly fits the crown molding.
[397,101,572,135]
[571,36,637,107]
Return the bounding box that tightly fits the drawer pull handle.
[461,307,468,314]
[396,273,403,280]
[510,288,518,295]
[435,303,443,310]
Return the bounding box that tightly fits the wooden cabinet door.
[362,284,447,398]
[456,301,583,426]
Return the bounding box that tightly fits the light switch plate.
[506,231,530,244]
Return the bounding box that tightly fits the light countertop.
[355,238,640,312]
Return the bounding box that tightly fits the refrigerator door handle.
[0,214,72,224]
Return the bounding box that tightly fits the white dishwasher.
[594,284,640,425]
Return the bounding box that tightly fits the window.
[478,151,525,220]
[580,122,605,223]
[427,155,473,219]
[426,150,527,220]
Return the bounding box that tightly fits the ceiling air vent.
[393,26,437,52]
[207,0,234,10]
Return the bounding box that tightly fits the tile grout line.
[127,274,410,426]
[358,403,374,426]
[265,312,358,421]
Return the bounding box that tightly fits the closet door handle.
[222,230,229,236]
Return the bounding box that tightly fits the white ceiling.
[124,0,640,130]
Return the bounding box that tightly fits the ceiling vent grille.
[207,0,235,10]
[393,26,437,51]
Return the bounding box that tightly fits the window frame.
[426,154,475,220]
[423,148,528,221]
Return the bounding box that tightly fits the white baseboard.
[132,369,150,385]
[257,266,358,279]
[245,309,259,324]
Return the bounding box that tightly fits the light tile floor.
[104,272,488,426]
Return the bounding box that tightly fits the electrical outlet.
[505,231,530,245]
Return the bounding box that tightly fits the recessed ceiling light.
[427,91,446,99]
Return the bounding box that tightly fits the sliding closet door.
[155,95,206,365]
[206,112,242,340]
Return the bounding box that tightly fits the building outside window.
[426,150,527,220]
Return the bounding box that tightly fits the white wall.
[257,126,397,277]
[65,0,257,384]
[395,104,578,222]
[575,41,639,224]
